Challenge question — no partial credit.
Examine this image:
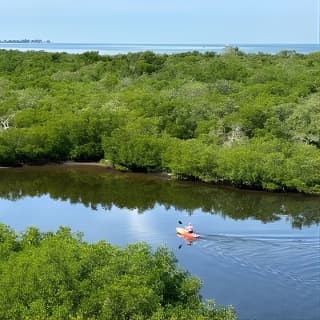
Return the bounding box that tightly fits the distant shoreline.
[0,39,50,43]
[0,42,319,55]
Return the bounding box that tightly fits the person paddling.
[186,223,194,233]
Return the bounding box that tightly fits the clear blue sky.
[0,0,319,43]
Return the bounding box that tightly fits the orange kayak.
[176,227,200,239]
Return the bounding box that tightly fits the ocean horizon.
[0,42,319,55]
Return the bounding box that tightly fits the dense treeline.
[0,224,236,319]
[0,49,320,193]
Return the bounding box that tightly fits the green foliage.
[162,138,218,182]
[0,49,320,193]
[0,225,236,320]
[214,138,320,192]
[104,131,164,171]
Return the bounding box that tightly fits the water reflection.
[0,165,319,320]
[0,165,319,228]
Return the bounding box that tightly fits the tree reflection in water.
[0,165,319,229]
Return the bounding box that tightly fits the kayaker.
[186,223,194,233]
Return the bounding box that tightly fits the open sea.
[0,43,319,55]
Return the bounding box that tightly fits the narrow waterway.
[0,165,319,320]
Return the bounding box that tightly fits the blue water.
[1,195,319,320]
[0,42,319,55]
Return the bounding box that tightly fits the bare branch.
[0,113,15,130]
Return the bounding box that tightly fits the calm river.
[0,165,319,320]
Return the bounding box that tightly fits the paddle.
[177,221,184,249]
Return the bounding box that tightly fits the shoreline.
[1,161,319,196]
[1,43,319,55]
[62,161,113,168]
[61,161,173,180]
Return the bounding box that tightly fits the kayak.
[176,227,200,239]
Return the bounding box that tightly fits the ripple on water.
[199,234,320,290]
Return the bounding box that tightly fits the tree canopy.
[0,49,319,193]
[0,224,236,320]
